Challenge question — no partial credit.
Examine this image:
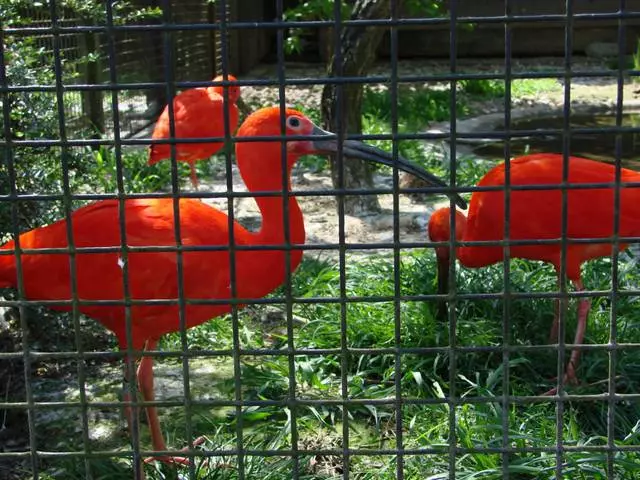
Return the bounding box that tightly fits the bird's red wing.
[466,153,640,258]
[4,198,250,344]
[11,199,239,305]
[150,89,210,139]
[149,89,237,164]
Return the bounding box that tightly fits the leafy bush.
[0,37,81,234]
[459,78,506,97]
[0,40,183,242]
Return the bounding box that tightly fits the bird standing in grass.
[0,106,463,468]
[428,153,640,394]
[148,74,241,189]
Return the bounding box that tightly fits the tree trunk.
[321,0,398,215]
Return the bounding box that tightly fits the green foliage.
[363,85,462,127]
[0,37,75,232]
[283,0,352,54]
[283,0,446,55]
[77,146,179,195]
[0,41,180,240]
[150,251,640,479]
[458,77,561,100]
[0,0,161,26]
[459,78,505,97]
[359,84,469,174]
[632,38,640,83]
[511,77,560,96]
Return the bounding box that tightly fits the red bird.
[0,106,461,467]
[148,74,241,189]
[428,153,640,393]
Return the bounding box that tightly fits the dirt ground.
[200,56,639,252]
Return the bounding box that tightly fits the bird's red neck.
[254,193,305,247]
[235,141,306,247]
[428,207,475,267]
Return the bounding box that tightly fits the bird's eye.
[287,117,302,129]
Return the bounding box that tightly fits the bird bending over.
[0,106,463,469]
[428,153,640,394]
[148,74,241,189]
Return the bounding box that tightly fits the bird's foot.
[143,436,207,466]
[542,372,580,396]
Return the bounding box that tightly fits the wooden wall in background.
[246,0,640,67]
[380,0,640,59]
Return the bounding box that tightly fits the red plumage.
[148,74,241,189]
[428,153,640,393]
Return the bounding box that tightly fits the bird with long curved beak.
[288,124,467,209]
[428,153,640,395]
[0,106,463,471]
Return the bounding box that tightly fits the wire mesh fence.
[2,0,640,479]
[6,0,218,139]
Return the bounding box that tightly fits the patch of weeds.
[75,146,182,196]
[459,78,505,97]
[632,37,640,83]
[511,77,561,97]
[26,247,640,479]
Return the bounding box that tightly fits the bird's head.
[211,74,241,104]
[235,106,467,208]
[428,207,467,299]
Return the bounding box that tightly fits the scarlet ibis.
[428,153,637,393]
[0,106,464,467]
[148,74,241,189]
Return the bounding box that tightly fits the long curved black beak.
[311,126,467,209]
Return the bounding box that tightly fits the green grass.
[31,248,640,479]
[511,78,561,97]
[632,38,640,84]
[358,84,469,177]
[458,78,561,98]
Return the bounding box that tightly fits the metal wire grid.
[1,0,640,479]
[8,1,218,138]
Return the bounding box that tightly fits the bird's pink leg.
[549,276,564,343]
[122,354,146,480]
[545,279,590,395]
[188,161,199,190]
[564,279,590,385]
[138,338,206,466]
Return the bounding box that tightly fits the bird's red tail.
[0,241,17,289]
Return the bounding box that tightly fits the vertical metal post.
[555,1,575,477]
[607,0,626,477]
[389,0,405,478]
[49,0,92,477]
[501,2,514,479]
[447,2,459,479]
[329,0,350,477]
[218,0,246,476]
[103,2,142,477]
[0,20,40,480]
